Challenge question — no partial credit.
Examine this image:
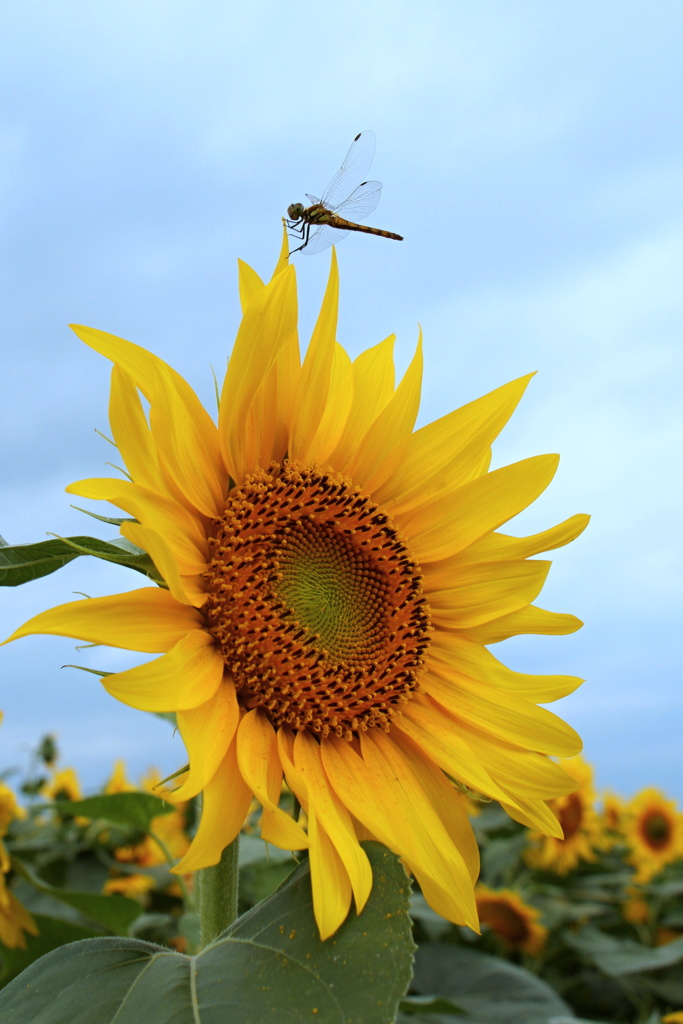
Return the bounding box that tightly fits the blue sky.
[1,2,681,802]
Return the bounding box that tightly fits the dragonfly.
[286,130,403,255]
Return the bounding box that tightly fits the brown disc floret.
[202,462,431,739]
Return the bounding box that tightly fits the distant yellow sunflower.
[598,790,625,849]
[102,763,190,899]
[625,788,683,883]
[4,237,588,939]
[103,873,156,901]
[0,875,39,950]
[622,886,650,925]
[41,767,82,803]
[0,782,26,840]
[475,885,547,954]
[104,759,133,795]
[526,755,599,874]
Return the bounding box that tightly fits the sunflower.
[4,238,588,939]
[102,762,190,899]
[0,874,39,950]
[0,722,39,950]
[475,885,547,955]
[525,754,599,874]
[622,886,650,925]
[40,766,82,803]
[597,790,625,850]
[102,873,156,901]
[624,788,683,883]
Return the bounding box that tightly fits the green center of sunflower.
[202,462,431,740]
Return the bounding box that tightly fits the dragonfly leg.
[288,221,312,255]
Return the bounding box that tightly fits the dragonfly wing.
[319,130,376,213]
[332,179,383,222]
[301,224,350,255]
[305,194,321,205]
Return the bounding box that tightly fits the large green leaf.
[0,535,157,586]
[49,792,174,831]
[12,858,143,935]
[0,842,414,1024]
[408,944,571,1024]
[0,915,98,988]
[565,925,683,976]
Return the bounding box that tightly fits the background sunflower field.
[1,726,682,1023]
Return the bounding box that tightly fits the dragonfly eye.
[287,203,304,219]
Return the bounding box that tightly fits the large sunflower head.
[5,238,588,938]
[625,788,683,883]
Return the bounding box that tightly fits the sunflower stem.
[197,835,240,949]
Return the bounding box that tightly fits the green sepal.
[0,535,159,586]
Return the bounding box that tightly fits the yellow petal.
[460,605,583,643]
[219,265,297,483]
[71,327,224,512]
[307,803,353,940]
[465,725,579,801]
[403,454,559,564]
[103,630,223,711]
[391,727,480,884]
[289,250,341,461]
[292,343,353,465]
[4,588,202,653]
[429,632,583,702]
[269,225,292,282]
[499,793,565,838]
[249,321,301,468]
[238,258,265,312]
[428,559,550,629]
[66,478,208,575]
[327,335,396,469]
[377,373,534,512]
[394,699,519,807]
[322,731,478,929]
[425,660,582,757]
[445,513,591,568]
[174,679,239,799]
[70,324,199,406]
[235,711,308,850]
[149,361,226,518]
[172,737,252,873]
[280,730,372,914]
[120,522,206,609]
[343,333,423,494]
[109,365,167,496]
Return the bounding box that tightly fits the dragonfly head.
[287,203,304,221]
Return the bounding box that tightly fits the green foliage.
[404,800,683,1023]
[403,944,572,1023]
[0,535,159,586]
[2,736,683,1023]
[49,792,176,832]
[0,844,414,1024]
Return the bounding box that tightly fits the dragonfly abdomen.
[328,215,403,241]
